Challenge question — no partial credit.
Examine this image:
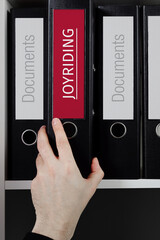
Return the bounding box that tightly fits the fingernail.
[53,118,58,126]
[41,125,46,129]
[95,157,100,166]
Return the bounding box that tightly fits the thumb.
[87,157,104,190]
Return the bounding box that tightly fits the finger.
[52,118,73,161]
[87,158,104,194]
[35,153,44,172]
[37,125,57,164]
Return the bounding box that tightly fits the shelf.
[5,179,160,190]
[5,181,31,190]
[98,179,160,189]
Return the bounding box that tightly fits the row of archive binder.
[7,1,160,180]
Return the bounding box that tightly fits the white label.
[148,17,160,120]
[103,17,134,120]
[16,18,44,120]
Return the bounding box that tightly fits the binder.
[8,8,48,180]
[143,6,160,178]
[94,5,140,179]
[47,0,93,178]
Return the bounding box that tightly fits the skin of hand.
[31,118,104,240]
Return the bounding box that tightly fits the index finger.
[37,125,57,164]
[52,118,74,161]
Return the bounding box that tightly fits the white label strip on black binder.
[148,16,160,120]
[15,18,44,120]
[103,16,134,120]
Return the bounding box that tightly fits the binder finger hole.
[63,122,78,139]
[156,123,160,137]
[110,122,127,139]
[21,129,37,146]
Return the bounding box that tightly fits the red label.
[53,9,85,119]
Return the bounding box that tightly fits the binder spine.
[143,6,148,178]
[94,5,140,179]
[90,0,95,160]
[8,8,47,180]
[143,6,160,178]
[48,0,93,178]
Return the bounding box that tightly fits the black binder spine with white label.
[8,8,48,180]
[94,5,140,179]
[47,0,93,178]
[143,6,160,178]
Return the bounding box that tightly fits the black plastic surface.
[8,8,48,180]
[94,5,140,179]
[5,189,160,240]
[143,6,160,178]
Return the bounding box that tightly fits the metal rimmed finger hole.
[156,123,160,137]
[21,129,37,146]
[110,122,127,139]
[63,121,78,139]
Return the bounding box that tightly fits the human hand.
[31,118,104,240]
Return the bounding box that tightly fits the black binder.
[8,8,48,180]
[47,0,93,178]
[143,6,160,178]
[94,5,140,179]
